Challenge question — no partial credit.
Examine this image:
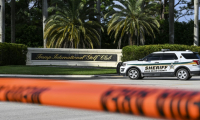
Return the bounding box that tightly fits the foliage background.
[3,0,197,49]
[145,20,194,45]
[0,43,27,66]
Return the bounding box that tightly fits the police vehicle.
[119,49,200,80]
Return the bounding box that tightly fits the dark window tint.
[147,54,162,61]
[142,54,152,60]
[162,53,178,60]
[182,53,200,59]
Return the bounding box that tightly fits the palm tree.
[104,0,160,47]
[42,0,48,48]
[44,0,103,48]
[194,0,199,46]
[169,0,174,44]
[97,0,101,48]
[0,0,5,43]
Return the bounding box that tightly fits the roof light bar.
[161,49,170,52]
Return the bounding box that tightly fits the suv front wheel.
[176,68,190,80]
[128,68,141,80]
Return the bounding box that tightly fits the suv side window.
[181,53,200,59]
[162,53,178,60]
[147,54,162,61]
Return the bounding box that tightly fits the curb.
[0,74,124,79]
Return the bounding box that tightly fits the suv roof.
[153,50,194,54]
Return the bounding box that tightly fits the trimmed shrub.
[122,44,200,62]
[0,43,27,66]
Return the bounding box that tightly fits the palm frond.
[106,0,160,45]
[44,0,103,48]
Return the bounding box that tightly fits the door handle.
[155,62,159,63]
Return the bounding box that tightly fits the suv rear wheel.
[128,68,141,80]
[176,68,190,80]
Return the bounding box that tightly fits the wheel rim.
[177,70,187,79]
[129,69,138,78]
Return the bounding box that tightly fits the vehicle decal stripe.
[128,62,194,66]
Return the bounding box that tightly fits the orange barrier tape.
[0,78,200,120]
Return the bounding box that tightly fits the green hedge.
[122,44,200,62]
[0,43,27,65]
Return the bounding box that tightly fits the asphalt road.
[1,76,200,120]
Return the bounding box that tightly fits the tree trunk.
[71,40,73,48]
[83,42,85,49]
[97,0,100,21]
[89,0,94,21]
[169,0,174,44]
[42,0,48,48]
[140,2,145,44]
[194,0,199,46]
[162,0,166,19]
[11,0,15,43]
[97,0,101,48]
[140,32,145,45]
[0,0,5,43]
[118,37,122,49]
[129,34,133,45]
[160,0,163,19]
[164,0,168,20]
[160,0,168,20]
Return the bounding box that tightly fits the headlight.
[122,63,127,66]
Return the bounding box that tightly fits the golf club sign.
[31,53,117,61]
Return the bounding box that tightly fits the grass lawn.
[0,65,117,75]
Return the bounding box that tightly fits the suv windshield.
[141,54,151,60]
[142,54,162,61]
[181,53,200,59]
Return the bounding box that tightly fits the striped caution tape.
[0,78,200,120]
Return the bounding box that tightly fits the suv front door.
[142,54,162,76]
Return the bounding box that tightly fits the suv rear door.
[159,53,179,76]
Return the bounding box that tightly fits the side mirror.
[144,58,148,61]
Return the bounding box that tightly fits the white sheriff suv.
[120,49,200,80]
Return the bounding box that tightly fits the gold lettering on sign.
[85,55,101,61]
[53,54,87,60]
[36,54,52,60]
[100,55,112,60]
[35,54,114,61]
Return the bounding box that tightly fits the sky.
[175,0,195,22]
[114,0,197,23]
[29,0,197,23]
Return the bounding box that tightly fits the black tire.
[116,62,122,75]
[188,76,192,80]
[128,68,141,80]
[138,76,144,79]
[176,68,190,80]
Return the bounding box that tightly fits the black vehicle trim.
[190,71,200,76]
[142,72,175,77]
[116,62,122,75]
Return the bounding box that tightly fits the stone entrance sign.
[26,48,122,67]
